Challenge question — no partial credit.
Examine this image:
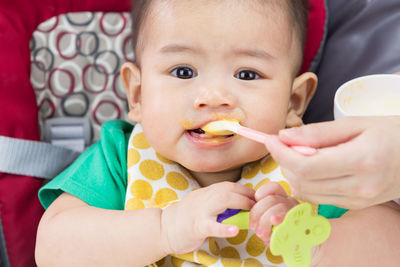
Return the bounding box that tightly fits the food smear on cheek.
[179,119,197,130]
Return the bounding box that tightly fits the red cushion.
[0,1,131,266]
[301,0,327,74]
[0,0,325,265]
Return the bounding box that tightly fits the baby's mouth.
[187,128,234,139]
[189,128,206,135]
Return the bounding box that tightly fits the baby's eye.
[234,70,261,80]
[170,66,197,79]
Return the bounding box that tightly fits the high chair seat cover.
[0,0,326,266]
[0,1,130,266]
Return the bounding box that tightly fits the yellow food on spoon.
[201,119,240,136]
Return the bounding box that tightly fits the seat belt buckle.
[43,117,92,152]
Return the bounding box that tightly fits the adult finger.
[284,171,354,198]
[286,168,385,201]
[278,117,365,148]
[267,134,365,181]
[291,184,391,209]
[264,134,304,168]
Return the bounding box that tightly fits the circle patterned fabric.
[30,12,133,141]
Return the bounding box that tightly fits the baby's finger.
[249,194,287,231]
[211,191,255,214]
[211,182,255,200]
[255,182,288,201]
[200,220,239,238]
[257,203,292,244]
[228,182,256,200]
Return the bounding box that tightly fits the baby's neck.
[189,167,242,187]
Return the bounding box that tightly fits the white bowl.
[334,74,400,120]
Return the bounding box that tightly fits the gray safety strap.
[0,136,80,179]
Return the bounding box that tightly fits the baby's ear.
[286,72,318,127]
[121,62,142,123]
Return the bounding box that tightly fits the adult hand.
[264,116,400,209]
[161,182,255,254]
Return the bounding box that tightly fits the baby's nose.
[193,87,236,109]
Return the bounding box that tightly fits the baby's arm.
[35,192,167,266]
[311,201,400,267]
[35,182,255,266]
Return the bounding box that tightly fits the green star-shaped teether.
[270,203,331,267]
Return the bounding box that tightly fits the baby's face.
[130,1,303,175]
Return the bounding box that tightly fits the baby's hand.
[249,182,298,245]
[160,182,255,255]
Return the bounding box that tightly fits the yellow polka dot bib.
[125,124,291,267]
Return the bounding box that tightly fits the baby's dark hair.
[131,0,309,64]
[285,0,309,52]
[130,0,153,63]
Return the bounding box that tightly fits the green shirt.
[39,120,132,210]
[39,120,347,218]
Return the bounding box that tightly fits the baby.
[121,0,316,264]
[35,1,400,266]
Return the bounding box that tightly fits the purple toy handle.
[216,209,241,223]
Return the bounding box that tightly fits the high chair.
[0,0,327,265]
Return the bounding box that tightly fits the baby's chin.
[180,158,254,174]
[185,164,235,174]
[166,146,269,177]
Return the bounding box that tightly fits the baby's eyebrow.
[233,48,276,61]
[159,43,276,62]
[159,44,198,54]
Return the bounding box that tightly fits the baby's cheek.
[246,141,269,160]
[141,120,171,146]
